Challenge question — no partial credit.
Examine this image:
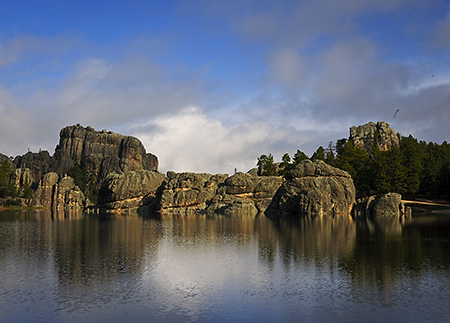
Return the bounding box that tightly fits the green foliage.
[0,160,16,198]
[311,146,325,161]
[278,153,292,176]
[333,141,371,197]
[257,154,277,176]
[260,132,449,199]
[3,198,22,207]
[21,181,33,199]
[293,149,309,165]
[67,164,99,204]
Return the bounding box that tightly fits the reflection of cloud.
[145,237,266,319]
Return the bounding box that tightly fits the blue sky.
[1,0,449,173]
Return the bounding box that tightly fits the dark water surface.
[1,209,449,323]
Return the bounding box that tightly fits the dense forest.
[257,134,450,200]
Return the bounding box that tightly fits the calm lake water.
[1,208,449,323]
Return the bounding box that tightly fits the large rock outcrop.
[157,171,284,216]
[266,160,355,218]
[98,170,166,210]
[349,121,399,152]
[159,172,228,215]
[53,124,158,183]
[13,151,53,186]
[33,172,89,209]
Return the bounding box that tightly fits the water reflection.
[0,210,449,322]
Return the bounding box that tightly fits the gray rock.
[349,121,399,152]
[13,151,53,185]
[158,172,227,213]
[33,172,89,209]
[266,160,356,218]
[53,124,158,183]
[206,194,259,217]
[353,192,411,220]
[99,170,166,210]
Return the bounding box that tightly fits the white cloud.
[129,106,317,174]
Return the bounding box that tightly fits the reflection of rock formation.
[260,216,357,266]
[353,193,411,234]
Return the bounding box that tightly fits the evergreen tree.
[293,149,309,165]
[400,135,425,195]
[257,154,277,176]
[311,146,325,161]
[278,153,292,176]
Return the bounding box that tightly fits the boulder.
[206,194,259,217]
[353,192,411,220]
[266,160,356,218]
[99,170,166,210]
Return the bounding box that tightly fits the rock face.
[99,170,166,210]
[353,193,411,219]
[266,160,355,218]
[157,171,284,216]
[159,172,228,215]
[33,172,89,209]
[349,121,399,152]
[53,124,158,183]
[13,151,53,185]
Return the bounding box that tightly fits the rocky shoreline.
[0,124,412,221]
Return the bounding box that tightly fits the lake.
[1,208,449,323]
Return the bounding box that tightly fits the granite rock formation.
[53,124,158,183]
[266,160,356,218]
[157,171,283,216]
[349,121,399,152]
[98,170,166,210]
[13,151,53,186]
[158,172,228,215]
[33,172,89,209]
[353,192,411,219]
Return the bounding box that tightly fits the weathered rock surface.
[13,168,32,188]
[266,160,356,218]
[157,171,283,216]
[99,170,166,210]
[53,124,158,183]
[159,172,228,214]
[349,121,399,152]
[13,151,53,185]
[353,193,411,219]
[33,172,89,209]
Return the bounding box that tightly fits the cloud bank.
[0,1,449,173]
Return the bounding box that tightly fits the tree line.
[257,135,450,199]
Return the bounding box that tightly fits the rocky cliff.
[266,160,356,218]
[157,171,283,216]
[349,121,399,152]
[13,151,53,185]
[53,124,158,183]
[33,172,90,209]
[98,170,166,211]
